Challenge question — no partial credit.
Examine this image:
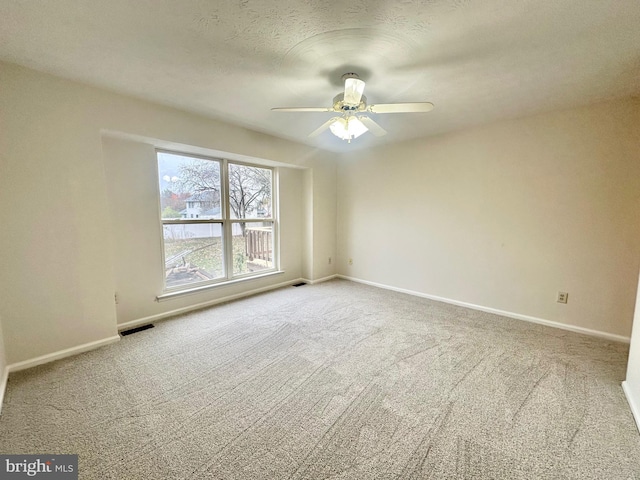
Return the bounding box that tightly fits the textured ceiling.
[1,0,639,152]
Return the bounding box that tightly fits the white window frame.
[156,150,279,296]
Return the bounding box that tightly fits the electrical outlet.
[557,292,568,304]
[114,293,119,304]
[348,258,353,265]
[328,257,332,265]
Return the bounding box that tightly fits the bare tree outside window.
[177,161,271,224]
[176,160,221,199]
[228,164,271,218]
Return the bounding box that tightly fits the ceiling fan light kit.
[272,73,434,143]
[329,116,368,142]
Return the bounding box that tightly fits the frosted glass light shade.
[329,117,368,141]
[343,78,365,106]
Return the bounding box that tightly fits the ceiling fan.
[271,73,434,142]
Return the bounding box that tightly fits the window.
[157,151,276,291]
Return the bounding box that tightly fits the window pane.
[232,222,274,276]
[163,223,224,288]
[228,163,272,219]
[158,152,221,220]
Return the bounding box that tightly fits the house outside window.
[157,151,276,291]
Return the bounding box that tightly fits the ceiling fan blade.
[271,107,334,112]
[367,102,434,114]
[358,116,387,137]
[308,117,340,138]
[343,78,365,106]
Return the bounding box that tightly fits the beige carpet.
[1,279,639,479]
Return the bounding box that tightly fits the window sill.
[156,270,285,302]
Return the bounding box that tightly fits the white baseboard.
[302,274,337,285]
[7,335,121,374]
[0,366,8,416]
[337,275,630,344]
[118,277,304,331]
[622,381,640,434]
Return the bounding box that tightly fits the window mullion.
[222,159,233,280]
[272,168,279,273]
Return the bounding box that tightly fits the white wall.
[301,169,314,280]
[624,272,640,431]
[337,98,640,338]
[311,164,337,280]
[0,319,7,410]
[0,61,336,364]
[0,65,118,364]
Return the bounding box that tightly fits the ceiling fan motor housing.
[333,93,367,112]
[341,72,360,81]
